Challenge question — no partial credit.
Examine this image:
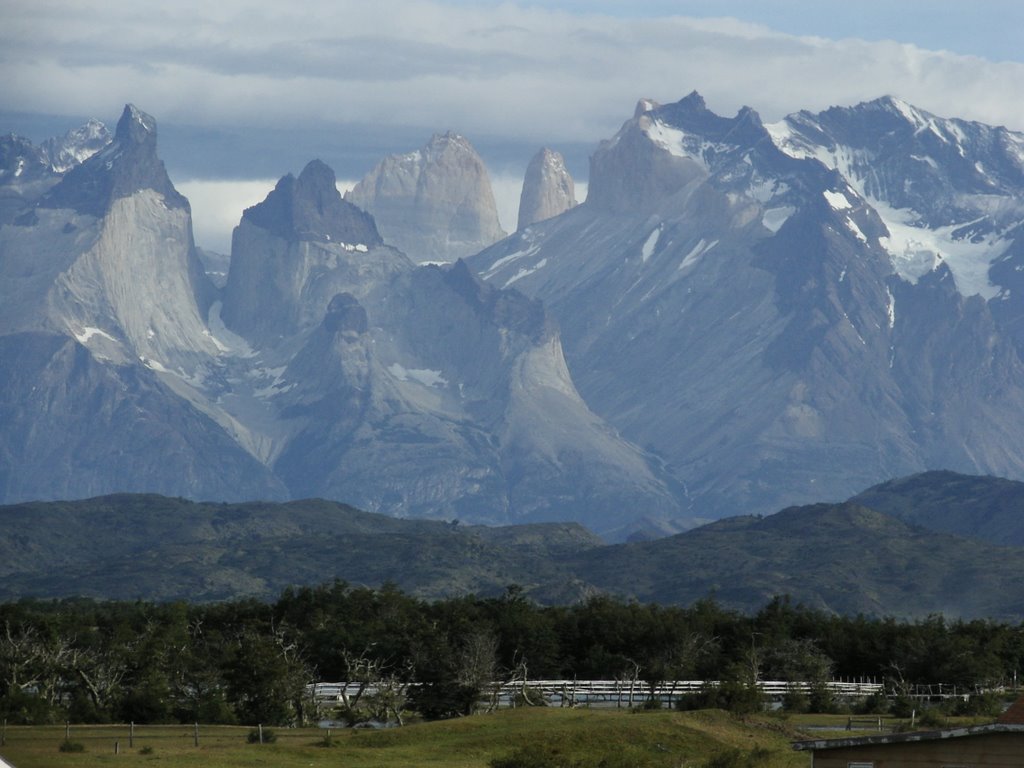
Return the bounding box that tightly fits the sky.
[4,0,1024,251]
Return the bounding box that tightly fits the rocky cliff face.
[0,106,217,373]
[471,92,1024,520]
[227,168,680,533]
[221,159,400,346]
[517,148,576,230]
[344,132,506,263]
[0,106,285,503]
[0,331,286,503]
[0,108,681,536]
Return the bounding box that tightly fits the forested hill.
[572,502,1024,620]
[851,470,1024,545]
[3,472,1024,619]
[0,494,601,603]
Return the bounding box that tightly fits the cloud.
[176,179,278,254]
[4,1,1024,174]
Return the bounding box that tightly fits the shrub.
[855,691,890,715]
[952,692,1006,717]
[889,694,916,719]
[917,708,947,729]
[139,745,154,755]
[781,689,809,713]
[246,727,277,744]
[59,740,85,753]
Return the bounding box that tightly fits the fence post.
[115,740,120,755]
[130,721,134,748]
[66,721,70,741]
[258,724,264,744]
[194,722,199,747]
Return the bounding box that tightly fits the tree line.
[1,582,1021,726]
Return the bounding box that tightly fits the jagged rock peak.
[39,118,111,174]
[517,148,576,231]
[344,132,506,263]
[588,91,770,213]
[40,104,186,217]
[243,159,382,246]
[116,104,157,145]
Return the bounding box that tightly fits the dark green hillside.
[851,470,1024,545]
[0,494,599,601]
[571,502,1024,620]
[5,477,1024,619]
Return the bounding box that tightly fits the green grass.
[0,709,812,768]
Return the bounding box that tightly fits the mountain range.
[2,471,1022,620]
[3,92,1024,538]
[471,92,1024,520]
[0,105,677,538]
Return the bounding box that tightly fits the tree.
[225,624,312,726]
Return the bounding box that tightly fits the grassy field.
[0,708,815,768]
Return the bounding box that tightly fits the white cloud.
[4,0,1024,152]
[176,179,277,254]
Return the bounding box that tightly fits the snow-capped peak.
[767,97,1024,299]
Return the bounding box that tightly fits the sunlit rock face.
[345,132,506,263]
[517,148,576,231]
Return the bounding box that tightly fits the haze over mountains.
[3,92,1024,540]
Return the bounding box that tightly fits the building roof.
[792,723,1024,751]
[997,693,1024,725]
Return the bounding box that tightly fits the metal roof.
[792,722,1024,751]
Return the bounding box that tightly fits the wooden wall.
[810,732,1024,768]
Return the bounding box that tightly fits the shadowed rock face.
[0,332,287,504]
[517,148,576,231]
[323,292,369,335]
[242,159,381,246]
[345,132,505,263]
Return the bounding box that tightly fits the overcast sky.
[4,0,1024,250]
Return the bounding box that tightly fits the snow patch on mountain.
[762,206,795,233]
[206,301,254,358]
[824,190,853,210]
[641,226,661,262]
[872,197,1006,298]
[679,239,717,271]
[768,112,1015,299]
[642,117,730,171]
[388,363,448,388]
[74,326,117,345]
[504,258,548,288]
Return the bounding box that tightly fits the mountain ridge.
[1,471,1023,619]
[470,90,1024,521]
